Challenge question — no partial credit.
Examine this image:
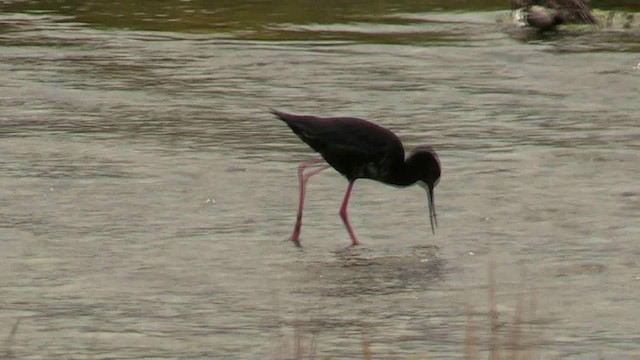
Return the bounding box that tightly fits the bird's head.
[408,146,441,234]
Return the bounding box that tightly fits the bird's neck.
[385,156,420,187]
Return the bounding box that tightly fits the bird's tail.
[270,109,316,126]
[270,109,293,122]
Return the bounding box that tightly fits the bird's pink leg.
[290,158,329,246]
[339,181,360,246]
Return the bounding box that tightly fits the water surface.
[1,1,639,359]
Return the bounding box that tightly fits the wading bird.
[272,110,441,247]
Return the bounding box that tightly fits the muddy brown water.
[1,1,639,359]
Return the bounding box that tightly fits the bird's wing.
[273,110,402,158]
[331,117,403,158]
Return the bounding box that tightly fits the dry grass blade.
[485,262,542,360]
[508,267,526,360]
[523,285,539,360]
[294,320,303,360]
[3,318,21,359]
[272,316,286,359]
[308,332,318,360]
[272,318,319,360]
[362,339,372,360]
[488,256,500,360]
[464,303,477,360]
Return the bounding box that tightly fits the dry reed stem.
[361,339,373,360]
[464,303,478,360]
[291,319,319,360]
[523,279,539,360]
[488,256,500,360]
[3,318,21,359]
[294,319,303,359]
[508,267,526,360]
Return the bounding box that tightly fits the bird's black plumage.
[272,110,407,183]
[272,109,441,246]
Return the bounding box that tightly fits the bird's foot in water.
[288,232,302,247]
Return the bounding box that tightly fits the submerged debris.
[501,0,638,33]
[511,0,596,31]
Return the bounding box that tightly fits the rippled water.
[1,1,639,359]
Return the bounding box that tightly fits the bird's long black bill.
[427,185,437,235]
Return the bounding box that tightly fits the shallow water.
[1,1,640,359]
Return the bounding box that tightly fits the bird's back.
[272,110,405,181]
